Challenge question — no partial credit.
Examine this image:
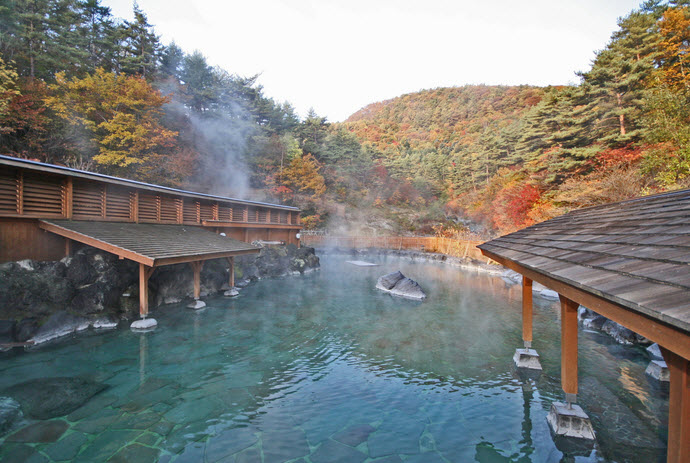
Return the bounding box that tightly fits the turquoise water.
[0,254,668,462]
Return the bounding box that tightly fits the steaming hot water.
[0,254,668,462]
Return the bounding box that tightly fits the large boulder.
[376,271,426,300]
[601,320,649,345]
[29,311,90,345]
[376,271,404,290]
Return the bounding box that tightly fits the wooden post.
[226,256,235,287]
[190,261,203,300]
[522,277,533,348]
[660,347,690,463]
[139,264,154,318]
[64,178,73,219]
[559,294,579,403]
[65,238,72,258]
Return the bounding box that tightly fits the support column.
[131,264,157,330]
[139,264,153,318]
[228,256,235,287]
[513,277,541,370]
[65,238,72,258]
[660,347,690,463]
[546,295,594,440]
[187,261,206,309]
[560,295,579,402]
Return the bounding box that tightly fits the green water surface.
[0,254,668,462]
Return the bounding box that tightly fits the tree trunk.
[616,93,626,136]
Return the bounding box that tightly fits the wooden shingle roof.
[40,220,260,267]
[479,189,690,333]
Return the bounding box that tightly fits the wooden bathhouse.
[0,154,301,317]
[479,189,690,463]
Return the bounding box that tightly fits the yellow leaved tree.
[45,68,177,177]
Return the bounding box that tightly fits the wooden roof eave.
[39,220,260,268]
[480,247,690,361]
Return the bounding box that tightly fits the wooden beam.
[522,276,533,346]
[64,178,73,219]
[481,249,690,360]
[560,294,579,399]
[226,256,235,287]
[64,238,72,258]
[200,220,301,230]
[190,261,203,299]
[661,347,690,463]
[139,263,154,317]
[153,249,259,267]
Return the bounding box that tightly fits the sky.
[104,0,644,122]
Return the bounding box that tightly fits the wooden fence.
[301,235,487,261]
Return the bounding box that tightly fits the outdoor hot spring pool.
[0,254,668,462]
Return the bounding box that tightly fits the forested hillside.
[1,0,690,236]
[340,0,690,234]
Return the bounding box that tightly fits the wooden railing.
[301,235,488,261]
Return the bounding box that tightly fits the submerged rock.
[376,271,426,300]
[224,289,239,297]
[2,377,107,420]
[187,300,206,310]
[0,397,22,435]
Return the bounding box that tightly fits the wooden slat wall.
[73,180,104,218]
[105,185,132,221]
[160,195,179,223]
[183,199,198,223]
[23,173,63,217]
[232,205,246,222]
[138,193,158,222]
[0,168,19,214]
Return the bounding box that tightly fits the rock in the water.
[376,271,426,300]
[224,289,239,297]
[645,359,670,382]
[582,315,607,331]
[29,311,90,345]
[130,318,157,331]
[647,343,663,360]
[539,289,559,300]
[92,317,118,330]
[376,271,404,291]
[601,320,647,345]
[187,300,206,310]
[0,397,22,435]
[5,419,69,443]
[2,377,107,420]
[235,279,251,288]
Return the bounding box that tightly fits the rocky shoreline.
[0,245,319,348]
[315,246,503,275]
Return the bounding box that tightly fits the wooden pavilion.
[479,188,690,463]
[0,155,302,317]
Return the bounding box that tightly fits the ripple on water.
[0,255,668,463]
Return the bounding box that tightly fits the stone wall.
[0,245,319,346]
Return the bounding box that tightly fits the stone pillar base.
[187,300,207,310]
[547,402,595,440]
[513,348,542,370]
[130,318,157,331]
[645,359,670,382]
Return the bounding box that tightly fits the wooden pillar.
[190,261,203,300]
[226,256,235,287]
[660,347,690,463]
[559,295,579,403]
[139,264,154,318]
[65,238,72,258]
[522,277,533,348]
